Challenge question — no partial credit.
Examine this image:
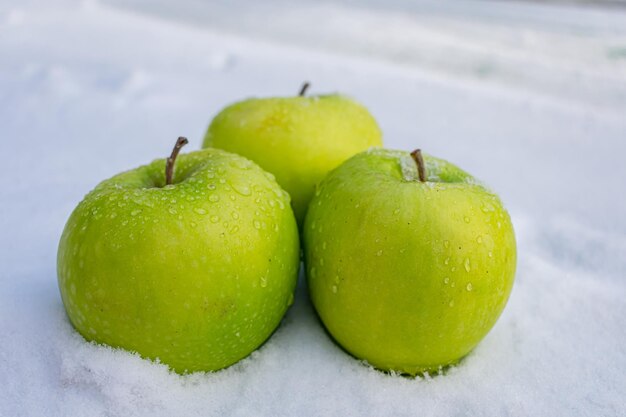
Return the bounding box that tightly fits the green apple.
[303,148,516,375]
[202,84,383,226]
[57,139,300,373]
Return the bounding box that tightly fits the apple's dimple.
[303,148,516,375]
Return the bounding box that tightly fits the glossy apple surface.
[57,148,300,373]
[203,93,382,226]
[303,148,516,374]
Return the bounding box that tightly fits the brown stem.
[299,82,310,96]
[165,137,188,185]
[410,149,427,182]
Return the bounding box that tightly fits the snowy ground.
[1,0,625,416]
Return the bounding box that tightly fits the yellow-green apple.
[57,138,300,373]
[303,148,516,375]
[203,84,383,226]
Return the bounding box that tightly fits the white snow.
[1,0,625,416]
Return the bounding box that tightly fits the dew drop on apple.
[232,182,252,196]
[231,211,239,219]
[376,250,383,256]
[229,225,239,234]
[464,216,470,223]
[476,236,483,244]
[209,195,220,203]
[464,258,471,272]
[259,276,268,288]
[207,183,216,190]
[488,251,493,258]
[449,300,455,307]
[131,209,141,216]
[466,283,473,291]
[444,240,450,248]
[253,219,261,230]
[210,215,219,223]
[194,208,207,215]
[393,208,400,215]
[331,285,338,294]
[444,277,450,285]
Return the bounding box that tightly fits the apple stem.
[165,137,189,185]
[410,149,427,182]
[299,82,310,96]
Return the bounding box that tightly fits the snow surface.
[1,0,626,416]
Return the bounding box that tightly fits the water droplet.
[488,251,493,258]
[451,266,457,272]
[322,242,327,250]
[331,285,337,293]
[497,221,502,229]
[444,277,450,284]
[451,282,456,288]
[253,220,261,229]
[190,221,197,228]
[449,300,455,307]
[464,258,471,272]
[466,283,473,291]
[230,225,239,234]
[476,236,483,244]
[376,250,383,256]
[393,208,400,215]
[231,211,239,220]
[207,183,216,190]
[259,276,267,287]
[131,209,141,216]
[219,178,226,184]
[355,203,360,208]
[232,183,252,196]
[464,216,470,223]
[315,187,321,197]
[209,195,220,203]
[334,275,340,284]
[210,215,219,223]
[194,208,207,215]
[229,195,236,201]
[444,257,450,265]
[444,240,450,248]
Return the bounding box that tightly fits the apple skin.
[57,148,300,373]
[303,148,516,375]
[203,94,383,226]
